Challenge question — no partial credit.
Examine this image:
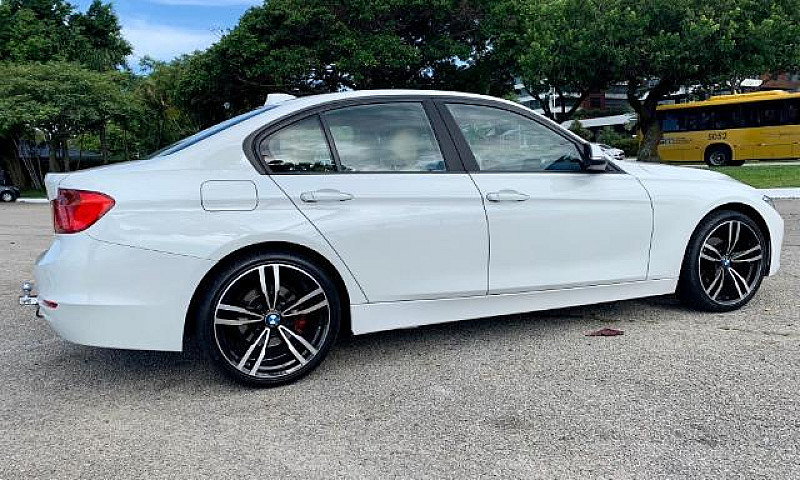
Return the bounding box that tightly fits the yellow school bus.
[657,90,800,166]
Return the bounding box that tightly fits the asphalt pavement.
[0,201,798,479]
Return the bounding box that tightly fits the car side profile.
[21,90,783,387]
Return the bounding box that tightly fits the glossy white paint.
[469,172,653,293]
[271,173,488,301]
[31,90,784,352]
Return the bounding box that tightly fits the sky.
[72,0,261,66]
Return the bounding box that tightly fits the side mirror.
[583,143,609,172]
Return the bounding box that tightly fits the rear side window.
[260,116,335,172]
[322,103,446,172]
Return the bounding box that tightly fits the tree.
[491,0,619,122]
[0,0,131,186]
[0,0,75,62]
[611,0,800,161]
[179,0,508,128]
[69,0,132,71]
[0,62,130,174]
[133,56,198,154]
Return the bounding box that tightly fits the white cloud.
[122,19,220,63]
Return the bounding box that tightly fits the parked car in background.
[1,184,20,202]
[598,143,626,161]
[19,90,784,387]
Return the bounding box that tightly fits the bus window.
[760,100,782,126]
[697,108,714,130]
[788,100,800,125]
[739,102,760,128]
[714,106,736,129]
[661,112,681,132]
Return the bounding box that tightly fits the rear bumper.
[34,233,213,351]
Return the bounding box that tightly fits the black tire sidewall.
[196,252,341,387]
[678,210,767,312]
[705,146,731,167]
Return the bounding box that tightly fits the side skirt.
[351,278,678,335]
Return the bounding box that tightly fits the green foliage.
[491,0,619,121]
[573,106,633,120]
[596,127,638,156]
[131,56,199,154]
[567,120,592,141]
[178,0,508,127]
[0,62,130,135]
[0,0,131,70]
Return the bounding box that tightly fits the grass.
[711,164,800,189]
[19,188,46,199]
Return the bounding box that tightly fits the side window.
[760,100,782,127]
[322,103,446,172]
[260,116,335,173]
[660,111,681,132]
[447,103,583,172]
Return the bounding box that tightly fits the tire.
[704,145,731,167]
[196,251,341,387]
[677,210,767,312]
[0,191,14,202]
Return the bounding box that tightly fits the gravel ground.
[0,201,798,480]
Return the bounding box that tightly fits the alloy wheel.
[698,220,764,305]
[213,263,331,379]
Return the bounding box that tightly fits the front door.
[441,101,653,294]
[260,101,489,302]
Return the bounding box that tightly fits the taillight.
[52,189,115,234]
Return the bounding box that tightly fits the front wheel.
[705,145,731,167]
[1,191,15,202]
[678,211,767,312]
[197,252,341,387]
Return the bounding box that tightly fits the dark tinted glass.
[323,103,446,172]
[760,100,783,126]
[261,116,336,172]
[447,103,583,172]
[787,99,800,125]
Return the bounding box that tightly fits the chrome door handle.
[300,189,354,203]
[486,189,530,202]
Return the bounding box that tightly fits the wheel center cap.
[265,313,281,327]
[721,257,731,268]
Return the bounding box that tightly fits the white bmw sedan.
[23,90,783,386]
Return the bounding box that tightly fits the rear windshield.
[149,105,276,158]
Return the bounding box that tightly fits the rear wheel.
[704,145,732,166]
[197,252,340,387]
[678,210,767,312]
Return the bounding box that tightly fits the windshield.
[148,105,276,158]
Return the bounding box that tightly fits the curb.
[759,188,800,199]
[17,198,49,204]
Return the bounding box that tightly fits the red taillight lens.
[52,189,115,234]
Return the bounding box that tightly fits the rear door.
[259,100,489,302]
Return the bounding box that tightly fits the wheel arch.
[183,241,353,345]
[680,202,771,279]
[704,142,734,162]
